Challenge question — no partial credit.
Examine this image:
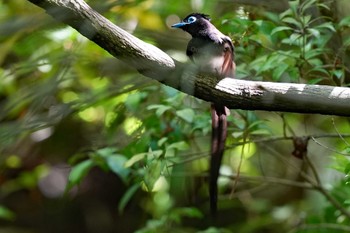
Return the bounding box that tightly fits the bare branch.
[27,0,350,116]
[223,174,314,189]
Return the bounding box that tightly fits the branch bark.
[27,0,350,116]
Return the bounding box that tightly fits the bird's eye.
[187,16,197,23]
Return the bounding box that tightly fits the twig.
[311,136,349,156]
[304,154,321,185]
[332,117,350,147]
[223,174,314,189]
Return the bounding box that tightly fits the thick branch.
[27,0,350,116]
[196,77,350,116]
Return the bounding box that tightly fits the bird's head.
[172,13,211,37]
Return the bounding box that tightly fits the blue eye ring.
[187,16,197,23]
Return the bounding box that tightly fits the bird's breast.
[191,53,225,74]
[187,38,233,77]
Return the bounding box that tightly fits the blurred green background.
[1,0,350,232]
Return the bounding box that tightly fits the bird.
[172,13,236,215]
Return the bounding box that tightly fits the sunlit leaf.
[0,206,15,221]
[125,153,147,167]
[143,159,163,192]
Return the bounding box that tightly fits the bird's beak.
[171,22,187,28]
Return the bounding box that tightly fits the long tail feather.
[210,103,228,215]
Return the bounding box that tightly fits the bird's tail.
[210,103,228,216]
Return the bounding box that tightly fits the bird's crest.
[185,13,211,21]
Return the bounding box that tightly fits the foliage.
[1,0,350,232]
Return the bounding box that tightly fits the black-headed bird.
[172,13,236,215]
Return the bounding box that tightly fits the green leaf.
[272,63,289,81]
[147,104,172,116]
[304,48,323,60]
[106,155,130,183]
[300,0,317,13]
[143,159,163,192]
[339,16,350,27]
[0,206,15,221]
[106,105,126,131]
[271,26,292,35]
[281,33,302,46]
[253,20,275,35]
[307,78,324,84]
[198,227,231,233]
[307,28,320,38]
[315,22,335,32]
[344,37,350,48]
[307,58,322,66]
[308,67,329,76]
[96,147,118,158]
[332,154,350,174]
[168,207,203,224]
[118,183,140,214]
[249,55,268,74]
[125,91,147,111]
[167,141,189,151]
[172,207,203,219]
[146,149,163,160]
[157,137,168,147]
[279,8,293,20]
[165,140,189,158]
[67,160,94,190]
[125,153,147,167]
[318,3,330,10]
[282,17,301,28]
[344,158,350,174]
[176,108,195,123]
[332,69,344,80]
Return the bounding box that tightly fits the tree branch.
[27,0,350,116]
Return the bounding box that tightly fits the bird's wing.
[221,37,235,78]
